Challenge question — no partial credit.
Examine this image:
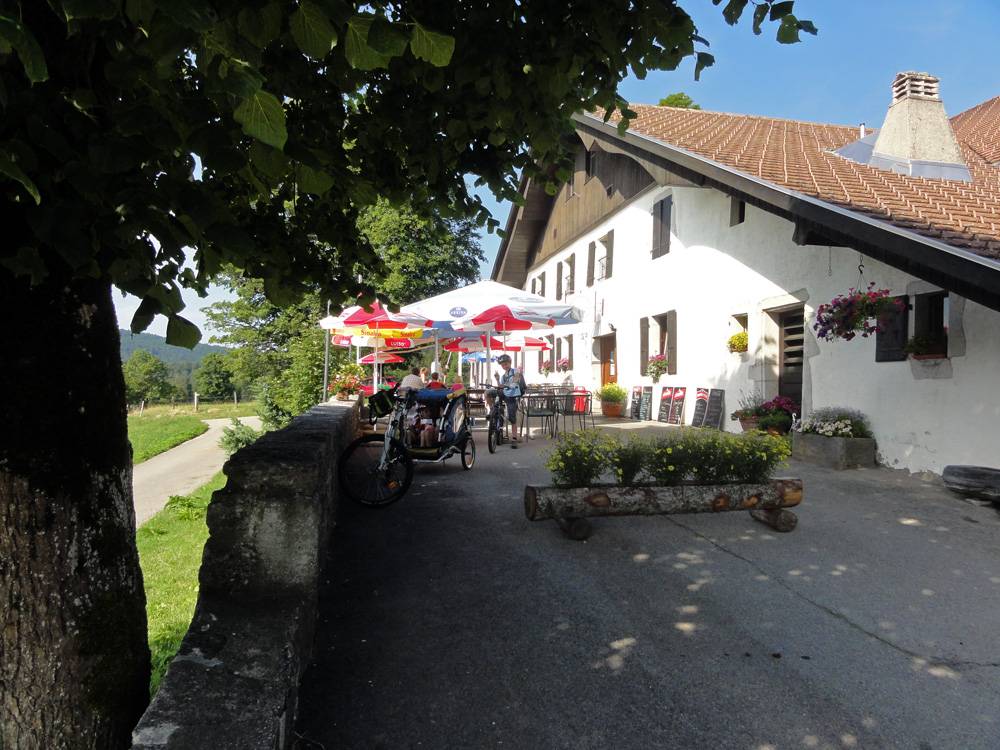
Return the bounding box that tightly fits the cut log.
[749,508,798,532]
[524,478,802,521]
[942,465,1000,502]
[555,517,593,541]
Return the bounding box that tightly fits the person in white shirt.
[399,367,425,391]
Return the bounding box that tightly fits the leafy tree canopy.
[0,0,814,346]
[658,92,701,109]
[193,352,235,399]
[122,350,174,403]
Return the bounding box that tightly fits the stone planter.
[738,416,759,432]
[600,400,624,418]
[792,431,876,470]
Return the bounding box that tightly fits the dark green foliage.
[119,330,227,366]
[545,430,613,488]
[193,353,234,399]
[122,350,176,403]
[757,412,792,434]
[609,437,652,486]
[219,418,262,455]
[258,382,293,430]
[657,92,701,109]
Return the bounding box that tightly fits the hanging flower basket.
[556,357,571,373]
[646,354,668,382]
[813,283,906,342]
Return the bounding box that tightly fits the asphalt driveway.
[296,424,1000,749]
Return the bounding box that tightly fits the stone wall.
[132,401,358,749]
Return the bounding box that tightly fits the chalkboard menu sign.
[703,389,725,429]
[638,386,654,421]
[667,386,687,425]
[690,387,709,427]
[630,386,643,420]
[657,387,674,422]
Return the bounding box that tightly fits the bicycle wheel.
[461,437,476,470]
[338,433,413,508]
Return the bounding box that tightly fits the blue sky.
[117,0,1000,337]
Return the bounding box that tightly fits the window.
[733,313,748,332]
[556,261,563,300]
[730,197,746,226]
[596,231,614,280]
[875,296,908,362]
[563,254,575,297]
[585,149,599,181]
[913,291,949,356]
[639,317,650,375]
[537,272,546,297]
[586,242,596,287]
[651,196,672,259]
[653,310,678,375]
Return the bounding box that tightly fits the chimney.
[872,71,966,168]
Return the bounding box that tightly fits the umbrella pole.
[322,301,331,403]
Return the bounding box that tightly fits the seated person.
[426,371,447,390]
[418,406,437,447]
[399,367,425,391]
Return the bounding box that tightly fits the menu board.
[630,386,643,420]
[690,387,709,427]
[638,386,654,421]
[703,389,725,429]
[667,386,687,425]
[657,386,674,422]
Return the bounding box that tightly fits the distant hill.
[119,330,227,366]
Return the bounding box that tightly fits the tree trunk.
[0,270,150,749]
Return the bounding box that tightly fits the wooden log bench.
[524,478,803,540]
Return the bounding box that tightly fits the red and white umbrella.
[359,351,406,364]
[443,335,551,352]
[338,300,410,329]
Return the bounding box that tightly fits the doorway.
[599,334,617,385]
[778,307,804,404]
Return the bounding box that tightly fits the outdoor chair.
[519,393,558,438]
[556,390,595,433]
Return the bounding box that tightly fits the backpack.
[503,368,526,398]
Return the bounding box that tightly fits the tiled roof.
[605,102,1000,260]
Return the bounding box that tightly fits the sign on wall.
[658,387,674,422]
[638,386,654,421]
[630,386,643,420]
[667,386,687,425]
[690,387,709,426]
[703,389,726,430]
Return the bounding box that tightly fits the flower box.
[601,401,624,418]
[792,431,876,470]
[738,416,759,432]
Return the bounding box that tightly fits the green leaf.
[410,22,455,67]
[752,4,768,34]
[0,151,40,204]
[125,0,156,25]
[290,1,338,59]
[130,297,161,333]
[296,164,334,195]
[61,0,121,21]
[234,90,287,149]
[250,141,289,180]
[797,19,818,35]
[776,14,800,44]
[0,15,49,82]
[237,3,282,48]
[769,1,795,21]
[344,16,392,70]
[367,17,408,56]
[166,314,202,348]
[719,0,749,25]
[0,246,48,284]
[155,0,218,32]
[694,51,715,80]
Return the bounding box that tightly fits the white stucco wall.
[520,185,1000,475]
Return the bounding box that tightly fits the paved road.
[132,416,262,526]
[296,424,1000,749]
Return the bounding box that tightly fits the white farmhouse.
[491,72,1000,475]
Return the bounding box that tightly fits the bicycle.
[339,385,475,507]
[486,389,517,454]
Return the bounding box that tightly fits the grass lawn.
[137,472,226,695]
[135,400,259,420]
[128,414,208,464]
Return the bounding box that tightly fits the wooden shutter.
[556,337,562,361]
[603,231,614,278]
[652,197,671,259]
[566,254,574,294]
[640,318,649,375]
[666,310,677,375]
[587,242,595,286]
[567,335,574,368]
[875,295,909,362]
[539,272,545,297]
[556,262,563,300]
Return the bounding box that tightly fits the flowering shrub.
[646,353,669,380]
[540,359,553,376]
[545,430,613,487]
[546,429,791,487]
[556,357,571,372]
[760,396,798,415]
[730,391,798,422]
[329,363,365,395]
[798,407,872,439]
[727,331,748,353]
[813,283,906,341]
[596,383,627,403]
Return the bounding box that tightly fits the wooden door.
[600,334,617,385]
[778,307,804,405]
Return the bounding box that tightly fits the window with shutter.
[651,196,672,259]
[538,272,545,298]
[556,262,563,300]
[875,296,909,362]
[639,318,650,375]
[912,292,948,356]
[565,254,575,295]
[598,231,614,279]
[586,243,595,287]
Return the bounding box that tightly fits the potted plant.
[540,359,553,377]
[730,390,765,431]
[329,363,365,400]
[813,282,907,342]
[556,357,571,373]
[903,335,947,360]
[730,392,798,432]
[646,353,668,382]
[596,383,627,418]
[792,407,876,469]
[727,331,749,353]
